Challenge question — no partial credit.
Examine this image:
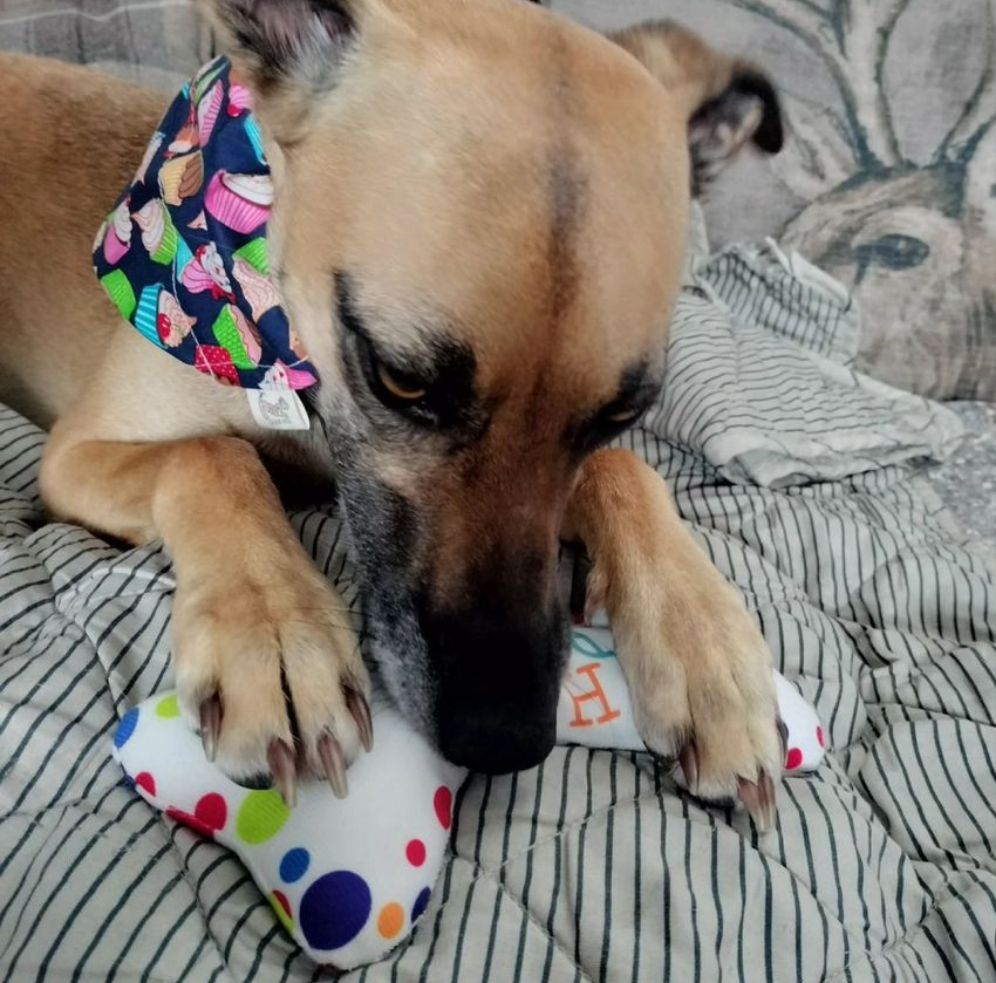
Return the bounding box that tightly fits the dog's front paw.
[170,556,372,804]
[607,561,782,829]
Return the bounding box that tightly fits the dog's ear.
[609,20,783,194]
[197,0,360,97]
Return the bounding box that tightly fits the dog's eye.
[375,360,428,402]
[572,402,646,456]
[607,407,641,424]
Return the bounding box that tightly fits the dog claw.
[199,694,221,763]
[267,738,297,809]
[739,773,777,832]
[679,740,699,793]
[759,770,777,831]
[318,732,349,799]
[569,550,592,624]
[345,688,374,753]
[738,776,762,826]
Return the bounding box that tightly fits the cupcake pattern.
[92,56,318,392]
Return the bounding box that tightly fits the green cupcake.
[234,237,269,276]
[212,306,257,369]
[151,210,178,265]
[100,270,137,321]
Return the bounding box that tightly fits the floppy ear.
[609,20,783,195]
[197,0,359,96]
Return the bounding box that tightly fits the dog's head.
[201,0,782,772]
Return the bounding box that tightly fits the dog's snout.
[426,594,568,774]
[440,705,556,774]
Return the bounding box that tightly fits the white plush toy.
[112,624,825,970]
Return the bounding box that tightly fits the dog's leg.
[566,447,781,827]
[40,428,371,800]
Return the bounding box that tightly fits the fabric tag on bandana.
[246,388,311,431]
[92,57,318,393]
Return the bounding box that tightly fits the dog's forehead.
[283,3,689,397]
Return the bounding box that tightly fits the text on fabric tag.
[247,388,311,430]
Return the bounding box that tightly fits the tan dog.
[0,0,784,823]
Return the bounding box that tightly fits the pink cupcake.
[227,82,253,116]
[181,242,234,302]
[157,291,196,347]
[103,200,132,264]
[204,171,272,234]
[232,256,279,321]
[197,80,224,144]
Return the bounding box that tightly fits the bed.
[2,216,994,981]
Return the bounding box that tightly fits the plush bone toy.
[112,624,825,970]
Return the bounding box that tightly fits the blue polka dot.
[411,887,431,924]
[114,708,139,748]
[279,848,310,884]
[300,870,371,951]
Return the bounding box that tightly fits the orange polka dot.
[377,902,405,939]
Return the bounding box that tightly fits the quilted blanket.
[1,238,995,982]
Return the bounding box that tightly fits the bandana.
[93,57,318,392]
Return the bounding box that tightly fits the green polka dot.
[269,890,294,933]
[155,694,180,718]
[236,790,290,844]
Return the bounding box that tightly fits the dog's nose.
[424,599,568,774]
[439,705,556,774]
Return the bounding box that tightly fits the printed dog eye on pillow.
[112,624,825,970]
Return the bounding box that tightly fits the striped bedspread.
[1,239,995,982]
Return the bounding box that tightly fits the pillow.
[0,0,212,80]
[554,0,996,399]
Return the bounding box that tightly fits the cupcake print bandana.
[93,57,318,392]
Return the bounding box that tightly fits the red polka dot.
[406,839,427,867]
[786,748,803,771]
[272,889,292,919]
[166,793,228,839]
[134,772,156,797]
[195,793,228,831]
[434,786,453,830]
[817,726,826,748]
[166,807,217,839]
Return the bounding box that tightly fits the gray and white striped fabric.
[2,238,995,982]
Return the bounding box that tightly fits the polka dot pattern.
[135,772,156,797]
[114,707,139,748]
[270,890,294,933]
[236,789,290,844]
[300,870,371,951]
[378,902,404,940]
[434,786,452,830]
[155,694,180,718]
[280,847,310,883]
[114,687,462,965]
[786,747,803,771]
[412,887,431,924]
[817,726,826,748]
[166,807,214,838]
[166,792,228,839]
[406,839,426,867]
[196,792,227,830]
